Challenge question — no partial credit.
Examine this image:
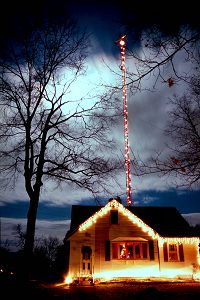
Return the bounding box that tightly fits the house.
[64,197,200,283]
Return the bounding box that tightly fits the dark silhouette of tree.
[35,236,61,263]
[0,247,15,278]
[14,224,26,250]
[118,0,200,91]
[0,18,121,277]
[12,223,66,281]
[31,236,62,281]
[130,57,200,188]
[112,27,200,93]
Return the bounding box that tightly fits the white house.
[64,197,200,284]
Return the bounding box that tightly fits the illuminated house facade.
[64,198,200,283]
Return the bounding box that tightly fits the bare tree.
[35,236,61,262]
[133,78,200,188]
[14,224,26,250]
[124,27,200,187]
[0,20,121,274]
[123,26,200,91]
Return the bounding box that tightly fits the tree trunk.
[23,192,40,279]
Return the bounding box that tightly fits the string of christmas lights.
[79,199,200,248]
[116,35,132,206]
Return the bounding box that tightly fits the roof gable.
[78,199,159,239]
[67,198,193,238]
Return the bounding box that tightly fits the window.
[112,242,148,260]
[168,244,178,261]
[163,242,184,262]
[110,210,118,224]
[82,246,92,260]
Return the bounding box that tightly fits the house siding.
[96,211,160,278]
[68,209,162,279]
[159,242,199,278]
[94,210,111,275]
[65,200,199,282]
[67,226,95,279]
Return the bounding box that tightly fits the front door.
[81,246,92,276]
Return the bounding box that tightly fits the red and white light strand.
[117,35,132,206]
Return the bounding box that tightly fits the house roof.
[127,206,192,237]
[66,202,194,239]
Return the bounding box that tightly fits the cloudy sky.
[0,0,200,251]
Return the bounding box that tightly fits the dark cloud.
[67,0,200,54]
[136,189,200,214]
[121,0,200,39]
[0,201,71,220]
[1,217,71,251]
[1,0,199,56]
[0,0,71,55]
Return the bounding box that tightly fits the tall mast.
[116,35,132,206]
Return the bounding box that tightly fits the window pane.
[120,243,127,259]
[169,244,178,261]
[127,244,133,259]
[82,246,91,259]
[111,242,148,260]
[110,210,118,224]
[169,252,178,261]
[135,244,141,258]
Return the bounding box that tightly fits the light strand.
[78,199,200,249]
[116,35,132,206]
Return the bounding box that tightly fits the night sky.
[0,0,200,250]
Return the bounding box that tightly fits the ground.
[1,278,200,300]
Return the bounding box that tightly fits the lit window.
[112,242,148,260]
[163,242,184,262]
[168,244,178,261]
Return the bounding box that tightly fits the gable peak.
[108,196,122,204]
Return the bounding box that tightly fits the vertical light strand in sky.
[116,35,132,206]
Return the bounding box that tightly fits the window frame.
[110,210,118,224]
[111,241,149,260]
[168,243,179,261]
[163,242,184,262]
